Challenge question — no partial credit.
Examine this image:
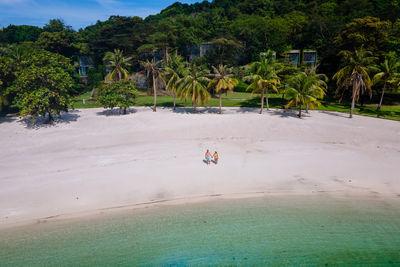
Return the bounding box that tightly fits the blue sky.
[0,0,203,30]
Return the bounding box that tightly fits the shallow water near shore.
[1,195,400,266]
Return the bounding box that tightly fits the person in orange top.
[213,151,219,164]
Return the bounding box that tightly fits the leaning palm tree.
[103,49,132,82]
[245,50,282,114]
[333,48,377,118]
[208,65,239,114]
[165,52,187,110]
[285,68,327,118]
[372,52,400,111]
[177,64,210,113]
[141,59,165,112]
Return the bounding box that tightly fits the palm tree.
[372,52,400,111]
[141,59,165,112]
[177,64,210,113]
[208,65,238,114]
[245,50,281,114]
[285,68,327,118]
[333,48,377,118]
[165,52,187,110]
[103,49,132,82]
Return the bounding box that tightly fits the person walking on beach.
[205,149,212,165]
[213,151,219,165]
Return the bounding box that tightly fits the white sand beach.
[0,107,399,228]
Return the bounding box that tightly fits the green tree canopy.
[372,51,400,110]
[334,16,390,56]
[208,64,238,114]
[10,49,74,122]
[165,52,187,110]
[245,50,282,114]
[333,48,377,118]
[177,64,210,113]
[103,49,132,82]
[285,68,327,118]
[97,80,138,114]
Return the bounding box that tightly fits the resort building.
[286,50,317,67]
[188,42,216,62]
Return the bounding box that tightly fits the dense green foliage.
[103,49,132,82]
[97,81,138,114]
[285,68,327,118]
[1,0,400,120]
[177,64,210,112]
[9,49,74,122]
[245,50,281,113]
[208,64,238,114]
[333,48,377,118]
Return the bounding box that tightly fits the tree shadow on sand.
[234,107,260,113]
[18,110,80,129]
[0,116,17,124]
[96,108,137,116]
[269,109,310,119]
[163,107,221,114]
[319,110,350,118]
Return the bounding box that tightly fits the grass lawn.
[72,90,400,121]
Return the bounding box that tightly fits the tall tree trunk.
[47,112,53,123]
[117,68,121,81]
[350,85,356,118]
[165,47,169,63]
[173,92,176,110]
[123,107,127,114]
[259,88,264,114]
[298,103,302,118]
[147,73,152,96]
[193,97,197,113]
[306,104,309,113]
[219,91,222,114]
[377,81,386,111]
[266,88,269,111]
[153,75,157,112]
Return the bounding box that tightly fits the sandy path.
[1,107,399,227]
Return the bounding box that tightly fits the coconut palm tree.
[141,59,165,112]
[103,49,132,82]
[285,68,327,118]
[372,52,400,111]
[165,52,187,110]
[245,50,282,114]
[333,48,377,118]
[208,65,239,114]
[177,64,210,113]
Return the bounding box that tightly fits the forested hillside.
[1,0,400,118]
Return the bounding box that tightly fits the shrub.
[97,80,138,114]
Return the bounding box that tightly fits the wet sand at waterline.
[0,107,399,228]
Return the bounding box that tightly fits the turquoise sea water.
[1,196,400,266]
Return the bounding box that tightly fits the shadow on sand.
[96,108,137,116]
[319,110,350,118]
[0,116,17,124]
[18,110,80,129]
[162,106,270,114]
[159,106,220,114]
[268,109,308,119]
